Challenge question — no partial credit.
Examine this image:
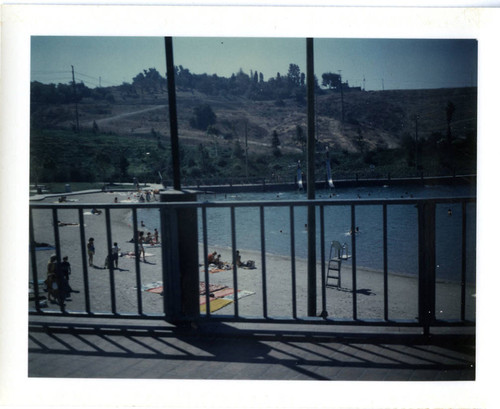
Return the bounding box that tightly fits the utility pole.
[165,37,181,190]
[71,65,80,133]
[315,94,318,141]
[338,70,344,123]
[363,75,366,91]
[306,38,316,317]
[415,115,419,171]
[244,119,249,179]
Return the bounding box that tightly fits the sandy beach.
[29,191,476,323]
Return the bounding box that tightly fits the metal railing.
[29,196,476,334]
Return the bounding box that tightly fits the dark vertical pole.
[306,37,317,317]
[51,209,61,264]
[51,209,64,312]
[415,115,419,171]
[165,37,181,191]
[339,70,344,124]
[29,209,41,312]
[71,65,80,133]
[290,206,297,319]
[418,201,436,336]
[320,205,328,318]
[202,207,211,316]
[351,205,357,320]
[245,120,249,179]
[78,209,91,313]
[230,207,239,317]
[383,204,389,321]
[104,208,116,315]
[132,208,143,315]
[160,191,199,322]
[160,203,180,320]
[260,206,268,318]
[461,201,467,321]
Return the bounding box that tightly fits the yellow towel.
[199,298,233,313]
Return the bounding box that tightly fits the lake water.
[138,184,476,283]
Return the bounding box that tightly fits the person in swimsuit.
[87,238,95,266]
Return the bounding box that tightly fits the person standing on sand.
[45,255,58,302]
[55,258,71,303]
[60,256,75,293]
[112,242,120,268]
[138,231,146,262]
[87,238,95,267]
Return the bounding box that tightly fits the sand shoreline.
[29,191,476,321]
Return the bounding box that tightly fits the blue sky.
[31,36,477,91]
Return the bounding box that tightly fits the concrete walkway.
[28,316,475,381]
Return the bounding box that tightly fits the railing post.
[418,201,436,336]
[160,190,199,324]
[29,209,41,312]
[306,38,317,317]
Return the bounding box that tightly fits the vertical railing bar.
[51,208,64,312]
[78,208,91,314]
[351,204,357,320]
[260,205,268,318]
[29,208,41,313]
[320,205,327,318]
[132,208,143,315]
[428,202,437,333]
[104,208,116,315]
[159,204,179,320]
[230,206,239,317]
[51,208,61,262]
[461,201,467,321]
[417,202,436,336]
[202,206,211,317]
[290,206,297,319]
[383,204,389,321]
[417,203,425,330]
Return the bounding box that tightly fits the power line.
[31,70,71,75]
[32,69,122,87]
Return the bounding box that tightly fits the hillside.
[32,84,476,152]
[30,82,477,185]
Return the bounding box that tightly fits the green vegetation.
[30,64,477,187]
[30,125,476,188]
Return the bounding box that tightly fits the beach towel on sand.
[140,281,254,313]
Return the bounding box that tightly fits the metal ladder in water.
[326,240,349,288]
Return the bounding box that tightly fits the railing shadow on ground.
[28,321,475,380]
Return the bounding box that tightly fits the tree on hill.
[118,82,137,99]
[321,72,342,90]
[287,64,302,87]
[31,81,90,105]
[175,65,194,89]
[133,68,164,95]
[189,104,217,130]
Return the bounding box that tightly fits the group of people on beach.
[207,250,255,269]
[87,237,122,269]
[45,254,78,306]
[138,190,157,203]
[128,226,160,262]
[85,225,160,269]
